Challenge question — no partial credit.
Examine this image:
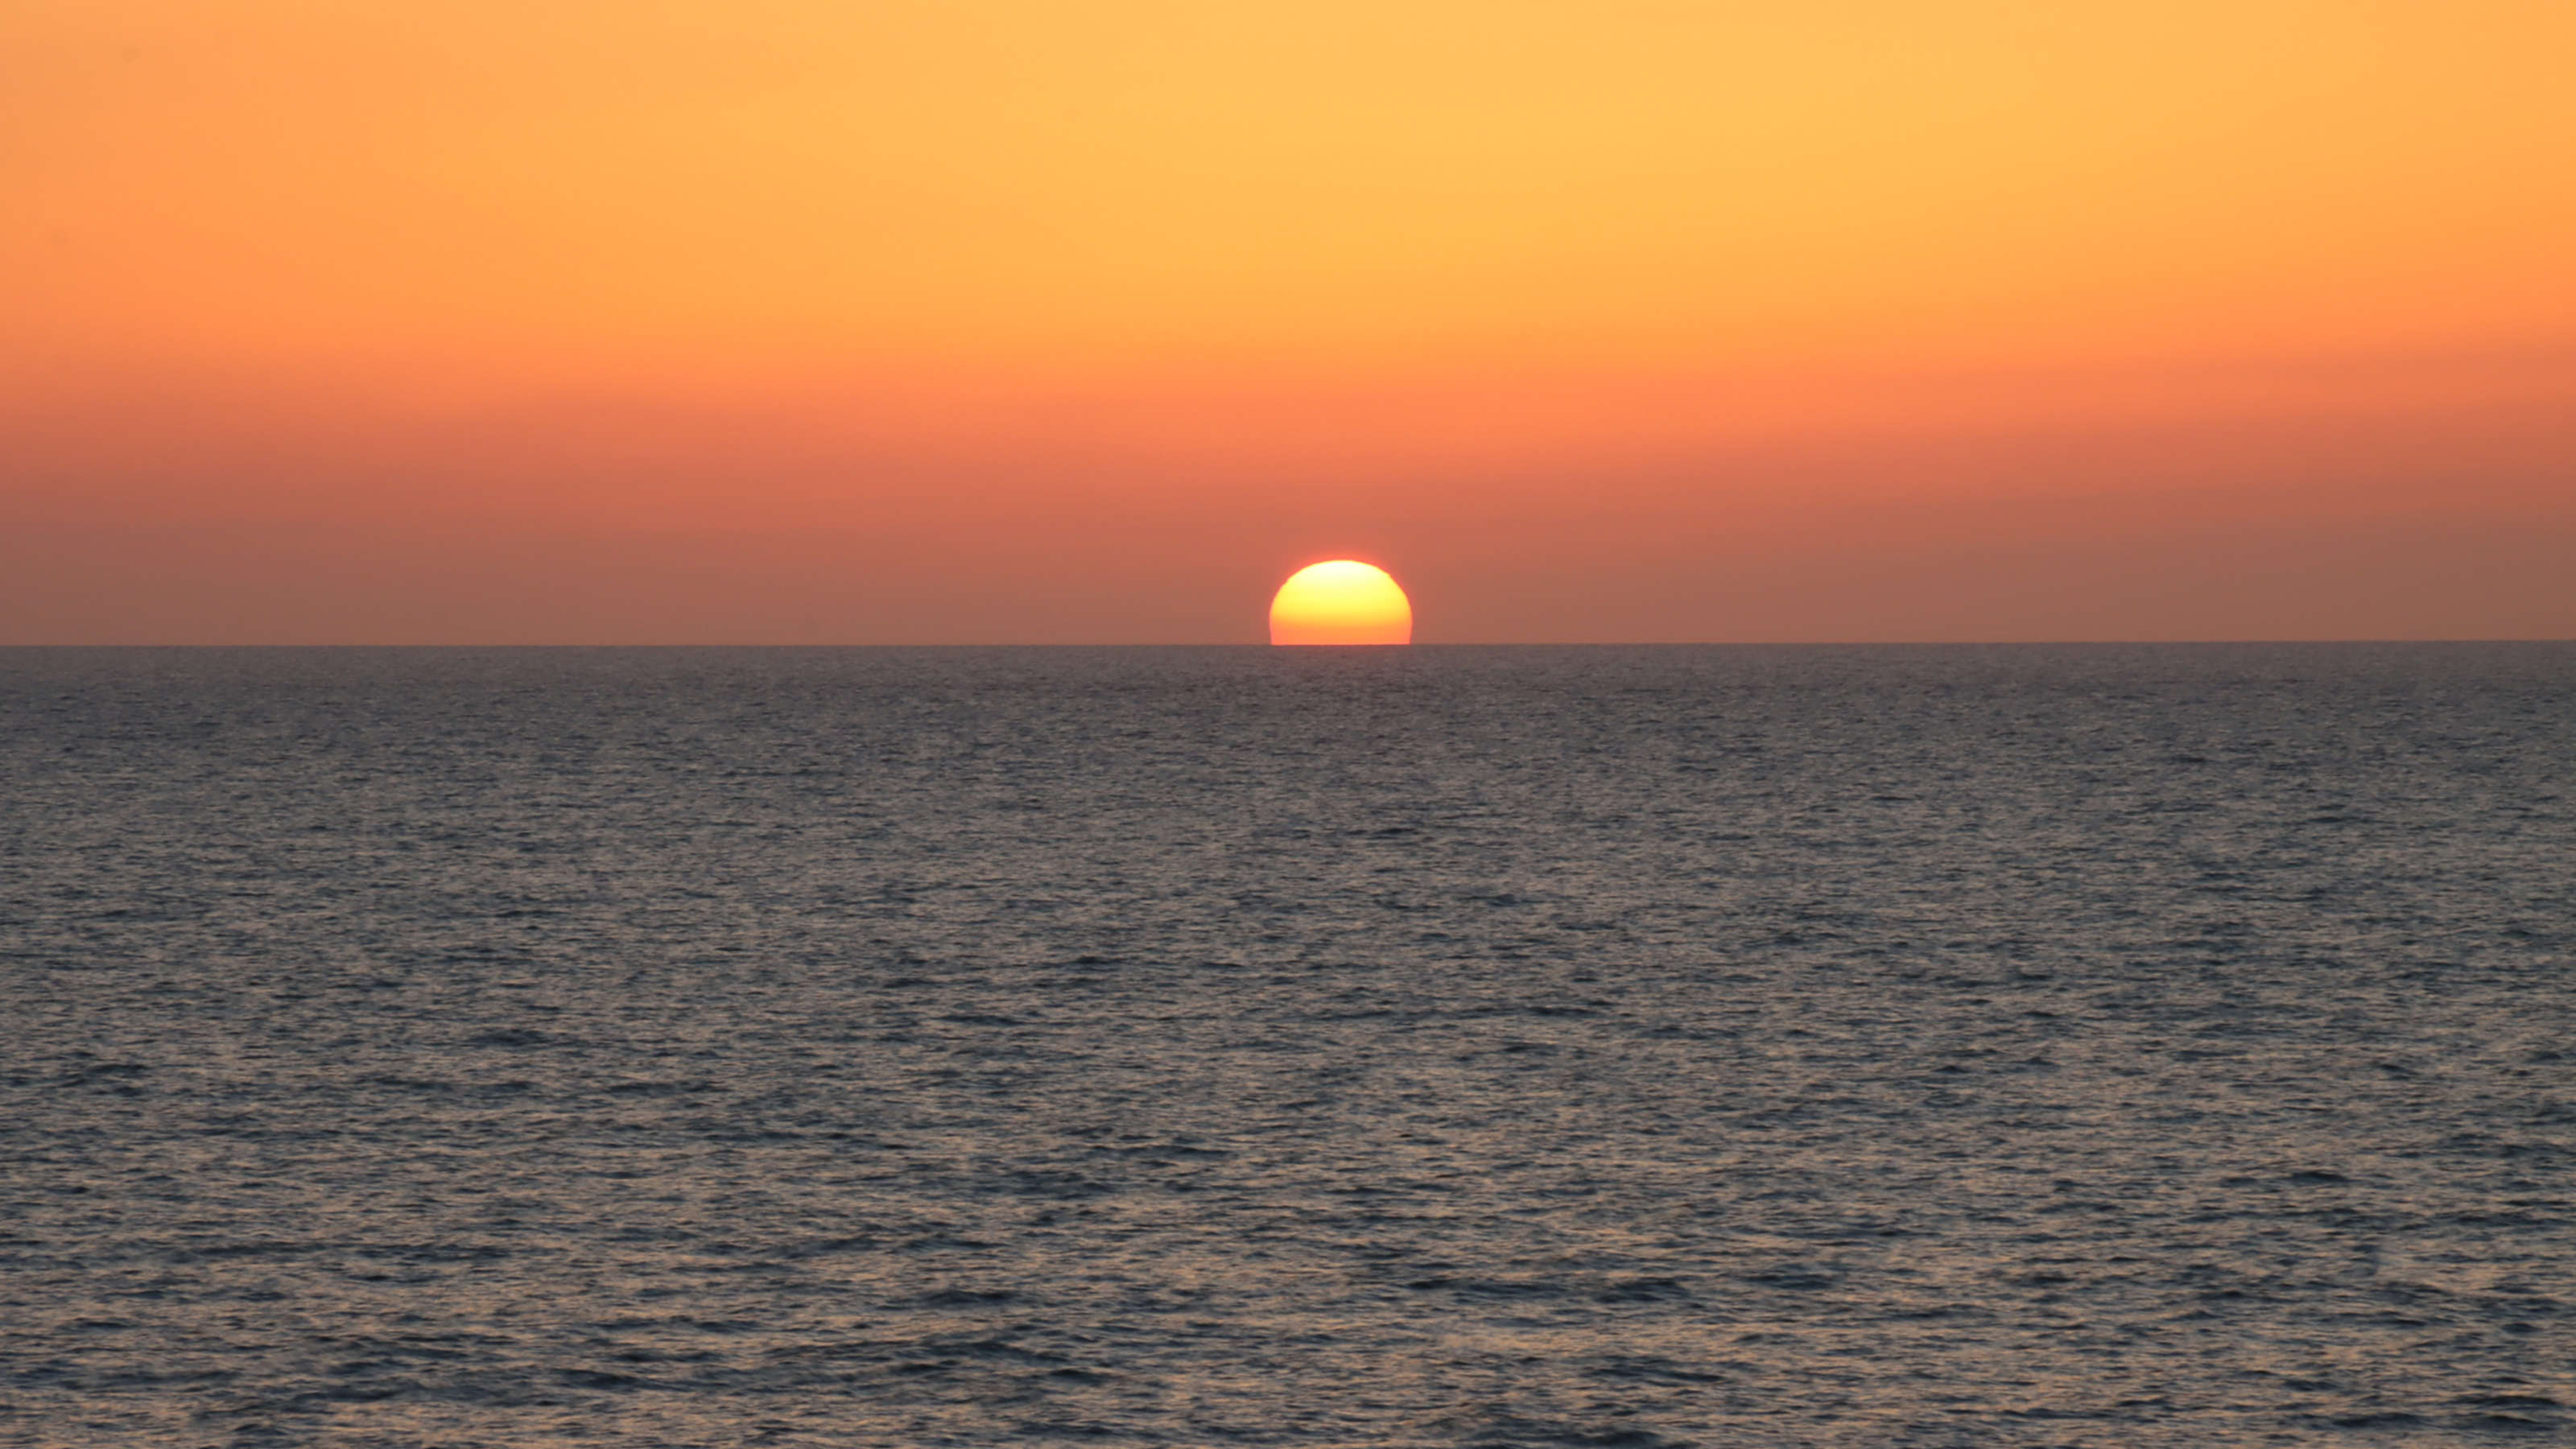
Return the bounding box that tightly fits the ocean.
[3,643,2570,1447]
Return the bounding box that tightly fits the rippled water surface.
[4,644,2573,1447]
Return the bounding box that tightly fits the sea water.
[2,644,2570,1447]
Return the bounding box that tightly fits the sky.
[6,0,2573,642]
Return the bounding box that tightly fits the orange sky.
[6,0,2573,642]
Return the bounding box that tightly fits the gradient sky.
[6,0,2573,642]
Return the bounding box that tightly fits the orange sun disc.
[1269,561,1414,645]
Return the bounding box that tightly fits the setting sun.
[1269,562,1414,646]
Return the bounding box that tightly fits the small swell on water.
[1,643,2571,1446]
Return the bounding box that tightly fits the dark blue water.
[4,645,2571,1447]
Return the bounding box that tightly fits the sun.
[1269,561,1413,645]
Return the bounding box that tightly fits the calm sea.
[3,645,2571,1447]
